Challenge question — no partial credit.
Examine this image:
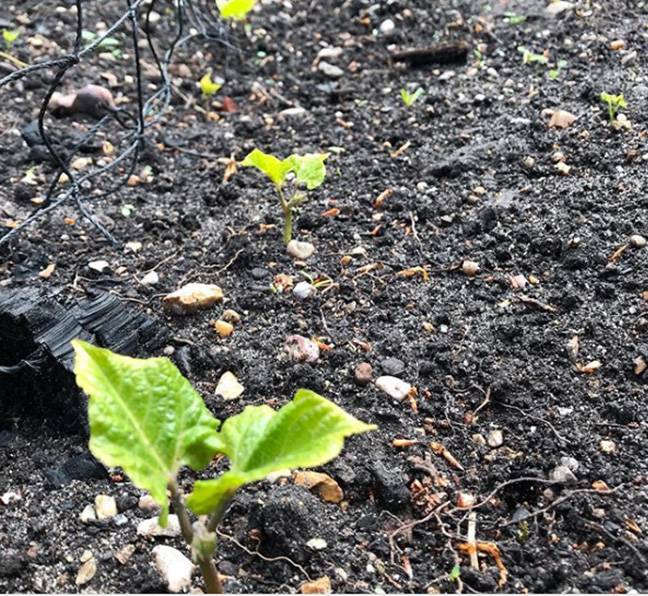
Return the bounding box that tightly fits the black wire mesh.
[0,0,229,246]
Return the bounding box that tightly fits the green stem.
[168,481,224,594]
[277,187,292,245]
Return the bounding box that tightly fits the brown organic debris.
[548,110,577,129]
[293,471,343,504]
[162,283,224,314]
[391,41,470,66]
[457,542,508,587]
[430,441,464,471]
[300,576,331,594]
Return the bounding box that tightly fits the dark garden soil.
[1,0,648,593]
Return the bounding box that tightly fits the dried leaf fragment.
[293,471,343,503]
[458,542,507,587]
[396,266,429,281]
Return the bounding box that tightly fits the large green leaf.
[241,148,293,188]
[216,0,257,20]
[286,153,328,190]
[72,340,221,524]
[187,389,375,514]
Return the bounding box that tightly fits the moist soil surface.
[1,0,648,593]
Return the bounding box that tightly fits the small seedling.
[73,340,374,594]
[241,148,328,244]
[400,87,423,108]
[200,72,223,98]
[217,0,257,20]
[82,30,121,58]
[600,92,627,123]
[504,12,527,25]
[449,564,461,582]
[517,46,548,65]
[2,29,20,50]
[548,59,568,80]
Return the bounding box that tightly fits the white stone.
[138,494,160,513]
[80,504,97,523]
[94,494,118,519]
[152,545,195,593]
[215,371,245,400]
[141,270,159,285]
[630,234,646,248]
[306,538,328,550]
[163,283,224,314]
[379,19,395,35]
[487,429,503,448]
[287,240,315,260]
[293,281,316,300]
[375,376,412,401]
[137,515,182,538]
[318,61,344,79]
[88,259,109,272]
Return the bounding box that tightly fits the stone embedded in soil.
[306,538,328,551]
[88,259,110,273]
[293,280,316,300]
[549,465,577,485]
[215,371,245,400]
[318,61,344,79]
[599,439,616,454]
[462,260,480,277]
[162,283,224,314]
[285,335,320,363]
[222,309,241,323]
[545,1,573,16]
[287,240,316,260]
[94,494,118,519]
[213,319,234,338]
[138,494,160,512]
[354,362,373,386]
[380,357,405,376]
[80,504,97,523]
[301,576,332,594]
[75,554,97,586]
[548,110,576,129]
[375,376,412,401]
[560,456,580,472]
[152,545,195,593]
[115,544,136,566]
[370,461,410,512]
[141,270,159,286]
[486,429,503,448]
[630,234,646,248]
[379,19,395,35]
[137,515,181,538]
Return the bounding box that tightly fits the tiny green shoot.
[548,59,568,80]
[2,29,20,50]
[73,340,374,594]
[504,12,527,25]
[516,520,530,544]
[517,46,548,65]
[449,564,461,582]
[241,148,328,244]
[200,72,223,98]
[400,87,423,108]
[600,92,627,123]
[216,0,257,20]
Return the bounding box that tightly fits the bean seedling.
[600,92,627,123]
[73,340,374,594]
[216,0,257,20]
[200,72,223,98]
[400,87,423,108]
[2,29,20,50]
[517,46,548,65]
[242,148,328,244]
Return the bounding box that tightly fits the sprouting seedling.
[400,87,423,108]
[504,12,526,25]
[517,46,548,65]
[548,59,568,80]
[2,29,20,50]
[73,340,374,594]
[449,564,461,582]
[200,72,223,98]
[241,148,328,245]
[600,92,627,123]
[216,0,257,20]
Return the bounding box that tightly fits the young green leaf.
[187,389,375,514]
[400,87,423,108]
[199,72,222,98]
[72,340,221,524]
[286,153,328,190]
[2,29,20,48]
[216,0,257,20]
[241,148,293,188]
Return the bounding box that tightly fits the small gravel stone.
[94,494,117,519]
[287,240,316,260]
[629,234,646,248]
[375,376,412,401]
[486,429,503,448]
[600,439,616,454]
[354,362,373,386]
[138,494,160,512]
[75,555,97,586]
[549,465,577,485]
[380,357,405,376]
[293,281,316,300]
[560,456,580,472]
[222,309,241,323]
[379,19,395,35]
[152,545,195,593]
[163,283,224,314]
[318,61,344,79]
[88,259,109,273]
[285,335,320,363]
[306,538,328,551]
[137,515,181,538]
[80,504,96,523]
[141,270,159,285]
